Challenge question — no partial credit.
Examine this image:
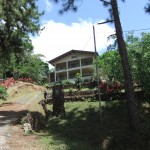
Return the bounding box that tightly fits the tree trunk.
[111,0,139,130]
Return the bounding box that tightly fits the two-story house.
[48,49,97,82]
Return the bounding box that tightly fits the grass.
[36,99,150,150]
[2,85,150,150]
[38,101,131,150]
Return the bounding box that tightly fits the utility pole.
[93,20,114,125]
[93,25,102,125]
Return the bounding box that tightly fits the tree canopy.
[98,32,150,95]
[145,0,150,13]
[0,0,43,65]
[0,0,44,78]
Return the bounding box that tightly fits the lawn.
[38,101,129,150]
[36,99,150,150]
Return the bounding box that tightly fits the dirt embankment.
[7,81,46,97]
[0,81,47,150]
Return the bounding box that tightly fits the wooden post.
[52,85,65,117]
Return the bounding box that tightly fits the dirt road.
[0,83,46,150]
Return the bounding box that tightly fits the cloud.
[44,0,52,12]
[31,19,115,62]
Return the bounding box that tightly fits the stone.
[23,123,32,134]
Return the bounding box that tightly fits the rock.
[23,123,32,134]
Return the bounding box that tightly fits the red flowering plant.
[99,81,122,93]
[18,77,33,83]
[99,81,107,93]
[0,77,16,89]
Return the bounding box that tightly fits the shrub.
[75,73,83,90]
[0,86,8,99]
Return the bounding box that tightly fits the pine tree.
[0,0,44,77]
[110,0,139,130]
[145,0,150,13]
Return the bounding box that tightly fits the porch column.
[80,59,82,77]
[54,64,57,82]
[66,61,69,80]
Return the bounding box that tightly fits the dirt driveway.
[0,82,47,150]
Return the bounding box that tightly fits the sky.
[31,0,150,63]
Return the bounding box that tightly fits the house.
[48,49,98,82]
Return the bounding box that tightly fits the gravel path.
[0,91,43,150]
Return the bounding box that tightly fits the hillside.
[7,81,46,97]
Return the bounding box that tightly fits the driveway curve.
[0,89,46,150]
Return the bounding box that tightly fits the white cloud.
[31,19,115,62]
[44,0,52,12]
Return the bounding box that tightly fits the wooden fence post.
[52,85,65,117]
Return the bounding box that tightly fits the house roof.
[48,49,98,64]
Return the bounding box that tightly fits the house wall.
[52,53,94,65]
[49,51,96,82]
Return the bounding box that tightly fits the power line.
[82,36,92,50]
[123,27,150,33]
[96,27,150,34]
[82,27,150,50]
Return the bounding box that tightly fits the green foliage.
[0,0,44,77]
[51,0,78,14]
[126,32,150,95]
[96,32,150,96]
[75,72,83,90]
[0,85,7,99]
[97,50,124,83]
[16,54,49,84]
[62,80,75,85]
[145,0,150,14]
[0,52,49,84]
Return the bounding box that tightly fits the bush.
[75,73,83,90]
[0,86,8,99]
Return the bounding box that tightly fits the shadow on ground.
[40,101,133,150]
[0,102,28,127]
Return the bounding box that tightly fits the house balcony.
[68,60,80,69]
[81,58,93,66]
[55,58,93,72]
[56,62,66,71]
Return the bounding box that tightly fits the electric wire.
[82,27,150,50]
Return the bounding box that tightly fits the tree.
[95,32,150,96]
[16,53,49,84]
[145,0,150,13]
[98,50,123,82]
[110,0,139,130]
[50,0,139,130]
[0,0,44,77]
[127,32,150,95]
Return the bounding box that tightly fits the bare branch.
[99,0,111,5]
[97,19,114,25]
